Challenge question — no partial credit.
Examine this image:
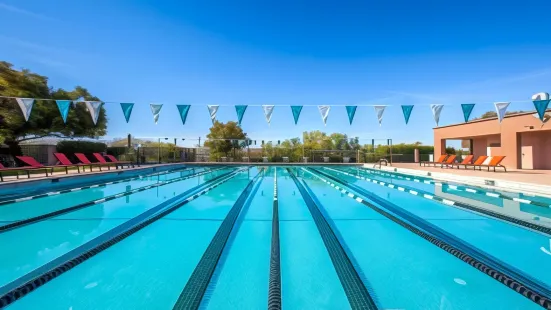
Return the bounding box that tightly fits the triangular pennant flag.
[176,105,191,125]
[56,100,71,123]
[494,102,510,123]
[150,103,163,124]
[531,92,550,123]
[262,105,275,126]
[461,103,475,123]
[84,101,103,125]
[15,98,34,122]
[120,103,134,123]
[235,105,248,125]
[318,105,330,126]
[207,105,219,124]
[291,106,303,125]
[345,106,357,125]
[373,105,386,126]
[401,105,414,125]
[430,104,444,126]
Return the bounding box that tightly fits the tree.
[204,121,247,160]
[0,61,107,156]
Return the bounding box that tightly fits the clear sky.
[1,0,551,147]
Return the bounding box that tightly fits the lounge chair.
[54,153,92,173]
[15,156,54,177]
[420,154,448,167]
[0,163,41,181]
[474,155,507,172]
[458,155,488,170]
[74,153,111,171]
[448,155,474,169]
[438,155,457,168]
[96,153,132,169]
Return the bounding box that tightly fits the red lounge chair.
[104,154,133,168]
[474,155,507,172]
[420,154,448,167]
[439,155,457,168]
[15,156,54,177]
[54,153,92,173]
[0,163,37,181]
[448,155,474,169]
[74,153,111,171]
[92,153,121,169]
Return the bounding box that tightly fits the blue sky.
[1,0,551,147]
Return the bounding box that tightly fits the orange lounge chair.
[15,156,54,177]
[74,153,111,171]
[448,155,474,169]
[54,153,92,173]
[104,154,134,168]
[474,155,507,172]
[420,154,448,167]
[439,155,457,168]
[460,155,488,170]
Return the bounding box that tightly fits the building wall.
[434,111,551,169]
[520,131,551,169]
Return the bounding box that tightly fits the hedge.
[56,141,107,162]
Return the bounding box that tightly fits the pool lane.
[0,168,234,289]
[314,168,551,295]
[4,169,258,310]
[0,167,202,223]
[299,170,540,310]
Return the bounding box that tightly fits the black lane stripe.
[332,167,551,237]
[0,168,244,308]
[268,168,281,310]
[309,167,551,309]
[0,166,196,206]
[287,168,378,310]
[172,170,264,310]
[0,167,227,233]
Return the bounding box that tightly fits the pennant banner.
[373,105,386,126]
[56,100,71,123]
[85,101,103,125]
[262,105,275,125]
[401,105,414,125]
[318,105,330,126]
[235,105,248,125]
[291,106,303,125]
[345,106,357,125]
[150,103,163,124]
[208,105,219,124]
[532,92,550,123]
[15,98,34,122]
[176,105,191,125]
[431,104,444,126]
[461,103,475,123]
[120,103,134,123]
[494,102,510,123]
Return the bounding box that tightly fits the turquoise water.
[0,165,548,309]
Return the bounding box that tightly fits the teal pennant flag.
[461,103,475,123]
[56,100,71,123]
[120,103,134,123]
[177,105,191,125]
[401,105,414,124]
[291,106,303,125]
[235,105,248,125]
[345,106,357,125]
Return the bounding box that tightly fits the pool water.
[0,165,550,310]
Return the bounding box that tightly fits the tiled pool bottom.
[0,166,550,309]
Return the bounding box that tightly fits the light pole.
[158,137,168,164]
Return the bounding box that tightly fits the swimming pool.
[0,165,550,309]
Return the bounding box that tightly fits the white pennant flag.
[373,105,386,126]
[494,102,510,123]
[318,105,330,126]
[262,105,275,126]
[150,103,163,124]
[15,98,35,122]
[85,101,103,125]
[207,105,219,124]
[430,104,444,126]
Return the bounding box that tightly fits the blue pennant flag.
[532,93,550,122]
[401,105,414,124]
[177,105,191,125]
[461,103,475,123]
[120,103,134,123]
[291,106,303,125]
[56,100,71,123]
[235,105,248,125]
[345,106,357,125]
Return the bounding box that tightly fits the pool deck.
[377,163,551,196]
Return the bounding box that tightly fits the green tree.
[204,121,247,160]
[0,61,107,156]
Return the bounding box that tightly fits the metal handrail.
[373,158,390,169]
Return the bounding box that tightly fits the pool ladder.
[373,158,390,169]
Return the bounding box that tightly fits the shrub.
[56,141,107,162]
